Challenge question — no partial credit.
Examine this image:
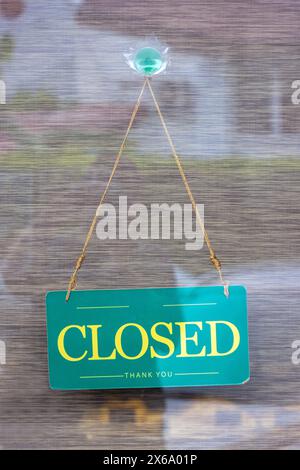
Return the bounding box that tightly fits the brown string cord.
[65,79,147,301]
[146,78,228,296]
[66,77,228,301]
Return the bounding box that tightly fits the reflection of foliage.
[0,144,96,170]
[127,153,300,177]
[1,136,300,175]
[9,90,60,111]
[0,34,14,63]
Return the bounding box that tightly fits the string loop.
[65,78,229,301]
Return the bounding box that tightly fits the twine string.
[65,79,147,301]
[146,78,228,296]
[65,77,229,301]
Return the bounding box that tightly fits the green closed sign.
[46,285,250,390]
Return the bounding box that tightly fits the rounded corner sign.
[45,285,250,390]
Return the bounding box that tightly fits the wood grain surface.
[0,0,300,450]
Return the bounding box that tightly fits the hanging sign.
[46,285,250,390]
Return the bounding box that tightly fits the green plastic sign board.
[46,286,250,390]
